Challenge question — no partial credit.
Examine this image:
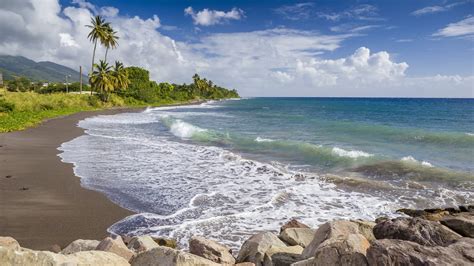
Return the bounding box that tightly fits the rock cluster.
[0,205,472,265]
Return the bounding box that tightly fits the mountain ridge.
[0,55,87,82]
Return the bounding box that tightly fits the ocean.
[59,97,474,249]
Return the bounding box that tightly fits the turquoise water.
[59,97,474,248]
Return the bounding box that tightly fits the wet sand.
[0,109,141,250]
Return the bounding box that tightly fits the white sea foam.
[255,136,274,142]
[331,147,373,158]
[466,133,474,136]
[169,119,206,139]
[401,156,433,167]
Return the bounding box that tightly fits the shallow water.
[58,97,474,249]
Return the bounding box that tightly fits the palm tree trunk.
[105,48,109,62]
[90,40,97,96]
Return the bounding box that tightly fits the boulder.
[235,263,256,266]
[127,236,159,253]
[350,220,376,242]
[237,232,287,265]
[301,220,369,259]
[280,219,310,233]
[440,213,474,238]
[0,247,129,265]
[60,239,100,255]
[130,246,219,266]
[48,244,62,253]
[279,228,315,247]
[152,237,178,249]
[189,236,235,264]
[290,257,314,265]
[0,237,20,250]
[397,208,452,221]
[312,233,370,266]
[367,237,474,265]
[373,217,461,246]
[96,236,135,261]
[262,245,303,266]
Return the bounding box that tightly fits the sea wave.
[401,156,433,167]
[332,147,373,158]
[255,137,274,142]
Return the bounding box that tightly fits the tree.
[90,60,115,101]
[112,61,129,91]
[86,15,110,95]
[103,24,119,61]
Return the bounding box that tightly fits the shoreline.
[0,108,143,250]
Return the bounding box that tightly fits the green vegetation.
[0,15,238,132]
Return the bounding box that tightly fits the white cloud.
[274,2,315,20]
[318,4,380,22]
[433,16,474,37]
[0,0,472,98]
[412,2,465,16]
[184,6,244,26]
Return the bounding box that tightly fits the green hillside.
[0,55,87,82]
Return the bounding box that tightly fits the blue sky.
[64,0,474,76]
[1,0,473,96]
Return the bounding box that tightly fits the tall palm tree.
[103,25,119,61]
[86,15,109,95]
[90,60,115,101]
[112,61,129,91]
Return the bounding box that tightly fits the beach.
[0,109,139,250]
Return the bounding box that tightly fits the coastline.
[0,108,142,250]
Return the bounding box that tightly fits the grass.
[0,89,189,132]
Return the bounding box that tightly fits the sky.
[0,0,473,97]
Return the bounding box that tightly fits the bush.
[0,98,15,112]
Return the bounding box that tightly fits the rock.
[263,245,303,266]
[60,239,100,255]
[0,237,20,250]
[375,217,389,224]
[373,217,461,246]
[397,208,451,221]
[440,213,474,238]
[235,263,256,266]
[49,244,62,253]
[350,220,376,241]
[0,247,129,265]
[152,237,178,249]
[280,219,310,233]
[290,257,314,265]
[237,232,287,265]
[127,236,159,253]
[367,237,474,265]
[313,233,370,266]
[189,236,235,264]
[301,220,369,259]
[279,228,316,247]
[130,246,219,265]
[96,236,135,261]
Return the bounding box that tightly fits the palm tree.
[90,60,115,101]
[103,25,119,61]
[86,15,109,95]
[112,61,129,91]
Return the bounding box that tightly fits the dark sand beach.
[0,109,140,250]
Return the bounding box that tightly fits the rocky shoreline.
[1,205,473,265]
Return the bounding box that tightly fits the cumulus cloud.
[433,16,474,37]
[0,0,472,97]
[184,6,244,26]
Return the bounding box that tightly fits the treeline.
[120,67,239,103]
[3,77,90,93]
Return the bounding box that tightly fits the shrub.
[0,98,15,112]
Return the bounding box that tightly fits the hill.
[0,55,87,82]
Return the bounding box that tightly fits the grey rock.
[440,213,474,238]
[263,245,303,266]
[0,237,20,251]
[0,247,129,266]
[237,232,287,265]
[367,237,474,265]
[60,239,100,255]
[280,219,310,234]
[280,228,316,248]
[373,217,462,246]
[189,236,235,264]
[127,236,159,253]
[96,235,135,261]
[130,246,219,266]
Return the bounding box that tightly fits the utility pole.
[65,75,71,93]
[79,66,83,94]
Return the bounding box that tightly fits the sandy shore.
[0,108,142,250]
